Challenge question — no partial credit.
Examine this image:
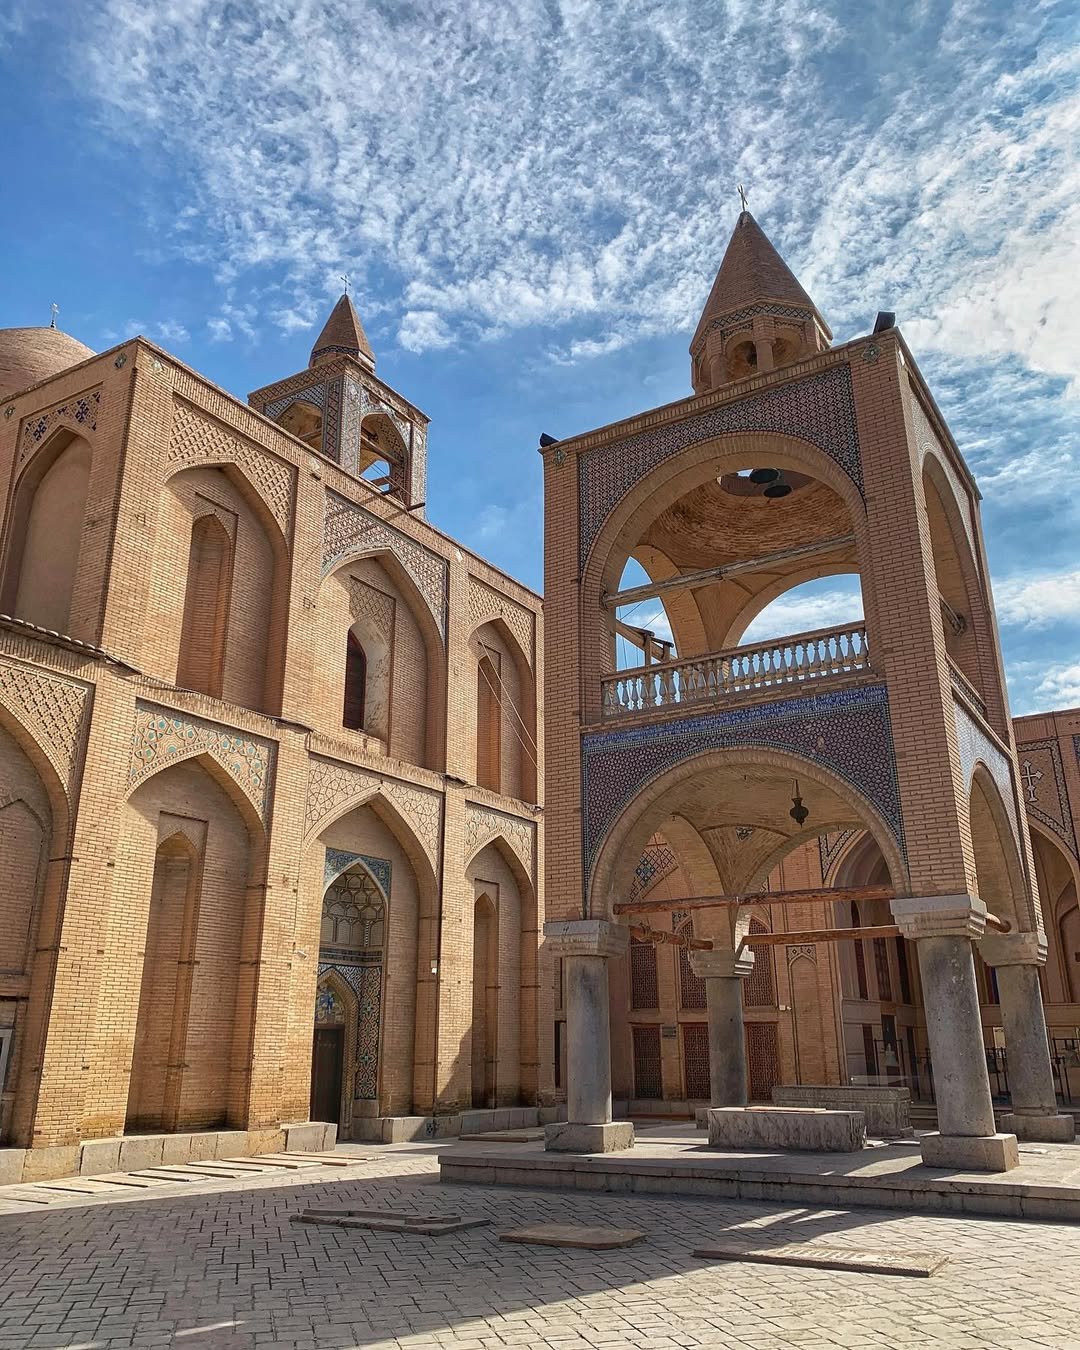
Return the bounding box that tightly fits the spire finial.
[737,183,749,213]
[49,302,59,329]
[340,273,349,296]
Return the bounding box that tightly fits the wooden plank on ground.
[693,1242,948,1277]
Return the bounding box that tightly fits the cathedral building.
[0,298,544,1181]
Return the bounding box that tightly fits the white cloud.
[399,310,453,353]
[742,589,864,644]
[996,569,1080,629]
[206,317,232,343]
[1031,661,1080,713]
[72,0,1078,376]
[155,318,189,343]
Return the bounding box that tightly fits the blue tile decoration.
[953,703,1021,849]
[323,846,391,896]
[581,683,904,884]
[578,362,861,564]
[318,847,391,1103]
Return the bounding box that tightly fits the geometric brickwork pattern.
[17,387,101,471]
[464,802,535,877]
[127,701,275,824]
[690,302,816,358]
[952,702,1021,850]
[1016,738,1076,857]
[627,840,678,903]
[348,577,396,638]
[580,683,904,884]
[0,657,91,799]
[818,827,861,880]
[304,756,442,871]
[467,576,535,666]
[168,400,296,539]
[322,490,448,637]
[578,363,862,563]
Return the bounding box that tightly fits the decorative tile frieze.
[323,846,392,896]
[581,684,904,884]
[953,703,1021,850]
[0,658,91,798]
[305,756,442,869]
[128,702,275,823]
[168,400,296,539]
[627,840,678,903]
[1017,739,1076,857]
[17,388,101,471]
[464,803,535,877]
[578,363,862,564]
[322,490,447,636]
[691,303,817,355]
[818,827,860,880]
[467,577,536,666]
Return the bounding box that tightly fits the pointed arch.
[1,428,92,634]
[176,513,234,697]
[311,968,358,1131]
[969,763,1032,935]
[470,615,537,803]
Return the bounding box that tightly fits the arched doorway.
[313,857,387,1135]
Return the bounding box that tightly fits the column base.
[1000,1112,1076,1143]
[544,1121,635,1153]
[920,1131,1019,1172]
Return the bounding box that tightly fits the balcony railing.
[601,622,872,719]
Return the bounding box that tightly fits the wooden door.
[310,1026,344,1124]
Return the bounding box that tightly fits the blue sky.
[1,1,1078,713]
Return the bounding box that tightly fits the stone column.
[981,931,1075,1143]
[689,948,755,1124]
[891,895,1018,1171]
[543,919,634,1153]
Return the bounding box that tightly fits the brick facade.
[0,314,545,1157]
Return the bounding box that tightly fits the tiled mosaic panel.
[323,846,392,898]
[578,362,861,563]
[1017,739,1076,857]
[628,840,678,903]
[581,684,903,884]
[818,827,860,879]
[19,388,101,469]
[316,961,383,1100]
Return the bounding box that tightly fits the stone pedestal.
[543,920,634,1154]
[689,948,755,1115]
[891,895,1017,1171]
[981,932,1076,1144]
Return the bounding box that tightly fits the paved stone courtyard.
[3,1141,1080,1350]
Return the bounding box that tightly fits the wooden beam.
[628,924,712,951]
[743,924,901,947]
[603,534,855,610]
[613,884,894,917]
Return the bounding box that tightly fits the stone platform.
[707,1105,866,1152]
[439,1122,1080,1222]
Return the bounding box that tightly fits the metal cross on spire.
[340,274,350,296]
[737,183,749,212]
[49,302,59,329]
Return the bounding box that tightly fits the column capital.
[543,919,628,960]
[689,948,755,980]
[979,930,1047,968]
[890,893,986,941]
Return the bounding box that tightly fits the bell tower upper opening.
[690,211,832,395]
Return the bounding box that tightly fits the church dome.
[0,327,96,402]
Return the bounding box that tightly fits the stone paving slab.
[501,1222,646,1248]
[293,1204,490,1234]
[693,1240,949,1276]
[1,1143,1080,1348]
[441,1123,1080,1222]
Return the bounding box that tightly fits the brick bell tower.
[541,208,1069,1166]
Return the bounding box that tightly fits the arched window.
[476,655,501,791]
[176,514,233,697]
[343,631,367,730]
[7,436,91,633]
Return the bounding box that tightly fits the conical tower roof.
[310,293,375,369]
[691,211,830,350]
